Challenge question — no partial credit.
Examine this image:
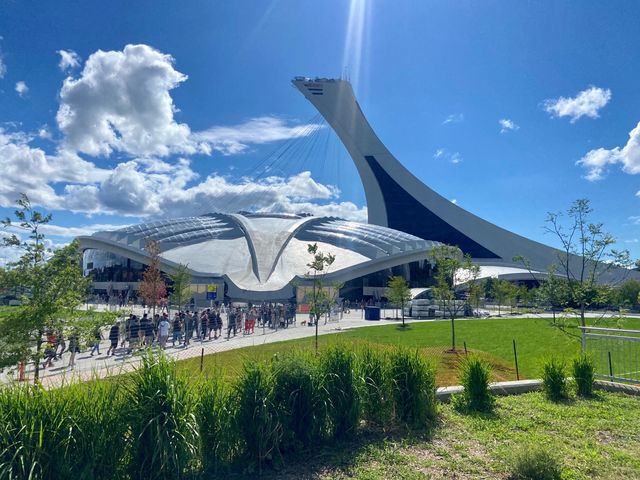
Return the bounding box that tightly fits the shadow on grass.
[215,423,436,480]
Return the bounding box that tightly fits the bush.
[509,444,563,480]
[542,357,568,402]
[358,346,392,425]
[453,355,495,413]
[197,377,237,474]
[572,354,595,397]
[321,344,360,439]
[234,362,281,472]
[389,348,437,427]
[272,352,325,451]
[126,352,198,480]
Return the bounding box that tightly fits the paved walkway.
[1,307,633,387]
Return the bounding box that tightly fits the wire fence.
[580,325,640,384]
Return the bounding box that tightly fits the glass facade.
[82,249,146,282]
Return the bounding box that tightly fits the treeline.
[0,345,436,479]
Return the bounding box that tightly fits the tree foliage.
[386,275,411,326]
[138,240,167,315]
[429,244,480,351]
[168,263,192,311]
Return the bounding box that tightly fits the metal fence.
[580,326,640,384]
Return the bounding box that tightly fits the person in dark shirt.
[107,322,120,356]
[172,314,182,347]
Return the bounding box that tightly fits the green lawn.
[178,316,640,386]
[261,391,640,479]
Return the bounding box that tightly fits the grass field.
[261,391,640,479]
[178,316,640,386]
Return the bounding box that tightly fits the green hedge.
[0,345,437,478]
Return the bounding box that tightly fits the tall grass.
[572,354,595,397]
[541,357,568,402]
[454,355,495,413]
[321,344,360,439]
[390,348,437,427]
[126,352,199,480]
[234,362,281,473]
[358,346,392,426]
[197,376,237,475]
[272,352,325,452]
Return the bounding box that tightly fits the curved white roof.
[79,213,441,299]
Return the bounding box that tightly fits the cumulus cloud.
[442,113,464,125]
[499,118,519,133]
[577,121,640,181]
[434,148,462,164]
[15,81,28,97]
[543,86,611,123]
[57,44,201,157]
[194,117,322,155]
[57,49,81,71]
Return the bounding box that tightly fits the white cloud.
[40,223,132,237]
[442,113,464,125]
[194,117,322,155]
[499,118,519,133]
[57,44,201,157]
[577,121,640,181]
[434,148,462,164]
[543,86,611,123]
[451,199,457,204]
[15,81,28,97]
[57,49,81,71]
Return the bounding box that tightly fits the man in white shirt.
[158,317,170,349]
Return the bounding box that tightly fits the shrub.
[358,346,392,426]
[126,352,199,480]
[272,352,325,452]
[389,348,437,427]
[234,362,281,472]
[197,377,237,474]
[321,344,360,439]
[454,355,495,413]
[542,357,568,402]
[0,380,127,480]
[572,354,595,397]
[509,444,563,480]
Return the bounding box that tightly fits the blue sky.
[1,0,640,263]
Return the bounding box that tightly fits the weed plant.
[358,346,392,426]
[389,348,437,427]
[126,352,198,480]
[509,444,563,479]
[321,344,360,439]
[453,355,495,413]
[542,357,568,402]
[572,354,594,397]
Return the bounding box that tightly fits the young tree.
[138,240,167,316]
[386,275,412,327]
[305,243,338,353]
[430,245,480,352]
[168,263,192,312]
[491,280,513,316]
[546,199,632,327]
[0,194,113,380]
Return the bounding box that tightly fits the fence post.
[608,351,613,378]
[463,341,468,355]
[513,339,520,381]
[200,347,205,373]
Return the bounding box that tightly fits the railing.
[579,326,640,384]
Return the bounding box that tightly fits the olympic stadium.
[78,76,640,302]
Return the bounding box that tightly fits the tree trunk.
[451,316,456,351]
[402,306,405,328]
[580,302,586,328]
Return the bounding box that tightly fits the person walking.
[172,313,182,347]
[158,316,170,349]
[68,332,80,368]
[107,322,120,356]
[89,326,102,356]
